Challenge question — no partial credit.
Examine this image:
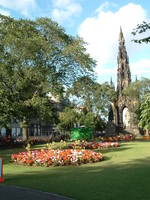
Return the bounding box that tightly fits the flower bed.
[84,142,119,149]
[69,141,119,150]
[102,134,135,142]
[10,149,104,167]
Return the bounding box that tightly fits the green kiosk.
[70,127,92,140]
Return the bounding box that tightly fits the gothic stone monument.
[107,27,139,136]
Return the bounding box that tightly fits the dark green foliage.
[138,93,150,130]
[0,14,95,138]
[123,78,150,101]
[123,78,150,129]
[58,78,116,132]
[132,21,150,43]
[131,22,150,130]
[67,77,116,117]
[58,107,79,131]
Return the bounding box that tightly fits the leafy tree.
[79,111,106,132]
[138,93,150,131]
[0,14,95,140]
[123,78,150,129]
[58,106,106,135]
[62,77,116,133]
[67,77,116,118]
[132,21,150,43]
[131,22,150,131]
[123,78,150,101]
[58,107,80,131]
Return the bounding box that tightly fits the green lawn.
[0,141,150,200]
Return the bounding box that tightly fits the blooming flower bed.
[102,134,135,142]
[10,149,104,167]
[84,142,119,149]
[69,141,119,150]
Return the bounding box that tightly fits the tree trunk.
[145,129,149,137]
[22,126,28,141]
[6,126,11,138]
[22,117,28,142]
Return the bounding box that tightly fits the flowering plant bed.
[10,149,103,167]
[69,141,119,149]
[102,134,135,142]
[84,142,119,149]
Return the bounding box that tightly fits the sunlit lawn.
[0,141,150,200]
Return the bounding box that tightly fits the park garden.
[0,14,150,200]
[1,138,150,200]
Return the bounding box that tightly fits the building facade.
[0,96,63,138]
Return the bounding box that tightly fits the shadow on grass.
[2,156,150,200]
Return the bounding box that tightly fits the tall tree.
[58,107,80,132]
[138,93,150,131]
[64,77,116,132]
[67,77,116,117]
[123,78,150,101]
[0,14,95,140]
[131,22,150,132]
[123,78,150,129]
[58,105,106,133]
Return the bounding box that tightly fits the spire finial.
[110,77,113,86]
[119,26,124,44]
[120,26,122,33]
[110,77,115,88]
[135,75,138,82]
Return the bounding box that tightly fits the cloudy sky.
[0,0,150,85]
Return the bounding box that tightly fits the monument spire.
[117,26,131,95]
[107,27,139,136]
[119,26,124,44]
[110,77,115,89]
[135,75,138,82]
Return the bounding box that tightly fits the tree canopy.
[138,93,150,130]
[0,14,95,138]
[123,78,150,101]
[123,78,150,130]
[58,77,116,132]
[58,106,106,133]
[67,77,116,117]
[131,22,150,131]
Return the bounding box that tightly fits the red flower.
[10,148,104,167]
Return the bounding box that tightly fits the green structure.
[70,127,92,140]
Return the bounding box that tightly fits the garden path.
[0,184,74,200]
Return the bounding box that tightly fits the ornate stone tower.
[107,27,139,135]
[117,27,131,95]
[117,27,131,129]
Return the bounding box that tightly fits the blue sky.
[0,0,150,86]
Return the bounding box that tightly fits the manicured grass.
[0,141,150,200]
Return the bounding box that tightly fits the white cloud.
[51,0,82,24]
[95,1,117,13]
[130,59,150,78]
[0,8,10,16]
[78,2,148,76]
[52,0,73,7]
[0,0,38,17]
